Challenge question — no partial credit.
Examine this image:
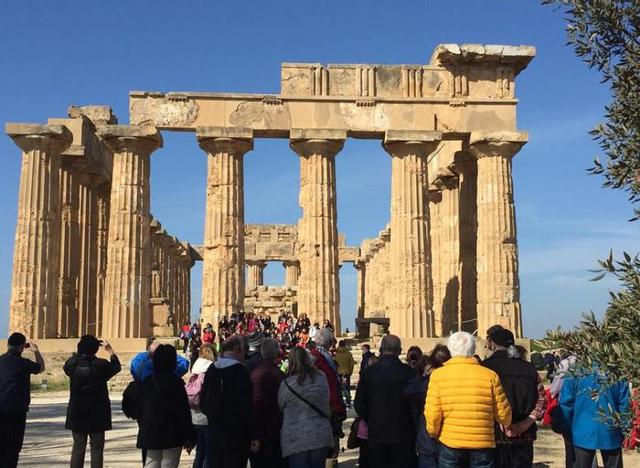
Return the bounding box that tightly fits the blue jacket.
[558,372,630,450]
[130,352,189,382]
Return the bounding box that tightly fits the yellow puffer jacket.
[424,356,512,449]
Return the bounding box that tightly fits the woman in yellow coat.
[425,331,512,467]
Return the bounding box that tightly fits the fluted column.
[98,125,162,338]
[7,124,72,338]
[355,261,366,319]
[383,130,441,338]
[76,175,102,336]
[197,127,253,329]
[95,184,110,337]
[290,129,345,331]
[454,152,478,334]
[435,172,460,336]
[428,189,443,335]
[283,260,300,287]
[246,260,266,290]
[469,131,527,338]
[57,160,81,337]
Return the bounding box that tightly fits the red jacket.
[310,348,346,420]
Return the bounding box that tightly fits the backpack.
[185,373,205,409]
[200,366,224,420]
[122,380,141,420]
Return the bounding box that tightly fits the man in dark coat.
[355,334,417,468]
[64,335,121,468]
[0,332,45,468]
[483,327,545,468]
[359,343,374,374]
[203,334,260,468]
[249,338,285,468]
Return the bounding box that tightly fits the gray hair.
[447,332,476,357]
[379,335,402,356]
[314,328,334,348]
[261,338,280,360]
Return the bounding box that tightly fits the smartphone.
[24,343,30,349]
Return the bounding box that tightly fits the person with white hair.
[309,328,346,463]
[425,331,512,467]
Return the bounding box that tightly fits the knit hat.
[77,335,100,355]
[8,332,26,347]
[489,328,515,348]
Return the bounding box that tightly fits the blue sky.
[0,1,635,339]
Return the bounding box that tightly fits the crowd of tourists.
[0,321,635,468]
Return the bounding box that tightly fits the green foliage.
[543,0,640,213]
[542,0,640,440]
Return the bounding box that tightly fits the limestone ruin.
[6,44,534,339]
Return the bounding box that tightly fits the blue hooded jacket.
[558,371,630,450]
[130,351,189,382]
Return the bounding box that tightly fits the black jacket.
[402,374,437,455]
[354,355,416,444]
[204,361,256,449]
[359,351,374,374]
[64,353,121,433]
[136,371,195,450]
[483,350,539,435]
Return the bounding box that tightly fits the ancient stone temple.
[6,44,534,339]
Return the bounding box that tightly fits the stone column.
[94,184,110,337]
[57,159,81,337]
[469,131,527,338]
[98,125,162,338]
[435,171,460,335]
[383,130,441,338]
[428,188,443,335]
[283,260,300,287]
[355,261,366,320]
[7,124,72,338]
[197,127,253,329]
[246,260,266,290]
[454,151,478,333]
[290,129,345,332]
[76,175,102,337]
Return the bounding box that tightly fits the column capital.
[289,128,346,158]
[282,259,300,267]
[97,125,163,155]
[6,123,73,154]
[383,130,442,157]
[246,259,267,267]
[197,126,253,155]
[468,131,528,159]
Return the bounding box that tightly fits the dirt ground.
[18,391,639,467]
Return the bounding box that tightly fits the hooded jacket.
[558,371,630,450]
[190,357,213,426]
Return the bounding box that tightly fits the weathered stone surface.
[291,134,344,330]
[384,134,440,338]
[469,131,527,337]
[6,124,73,338]
[198,130,253,328]
[100,127,162,338]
